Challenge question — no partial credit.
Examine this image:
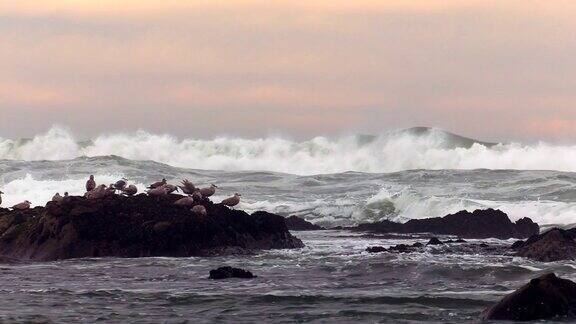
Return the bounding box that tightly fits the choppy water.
[0,231,574,323]
[2,156,576,227]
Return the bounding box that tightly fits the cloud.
[1,1,576,140]
[0,82,82,106]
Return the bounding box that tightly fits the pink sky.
[1,1,576,141]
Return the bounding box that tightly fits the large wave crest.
[1,126,576,175]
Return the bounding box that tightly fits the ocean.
[0,126,575,322]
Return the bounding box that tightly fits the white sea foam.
[0,174,147,208]
[2,126,576,175]
[364,188,576,226]
[1,174,576,226]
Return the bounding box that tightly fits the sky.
[1,1,576,141]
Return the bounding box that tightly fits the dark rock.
[444,238,467,244]
[284,216,325,231]
[352,209,538,239]
[388,244,413,253]
[427,237,443,245]
[481,273,576,321]
[367,242,426,254]
[514,228,576,262]
[0,194,304,261]
[366,246,386,253]
[209,266,256,280]
[387,242,427,253]
[511,240,525,249]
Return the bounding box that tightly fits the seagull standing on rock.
[221,193,241,208]
[192,188,203,202]
[105,184,117,196]
[52,193,63,203]
[148,179,167,189]
[179,179,196,195]
[122,185,138,196]
[147,185,168,198]
[164,184,179,194]
[114,178,128,191]
[86,184,107,199]
[12,200,31,210]
[200,184,218,198]
[174,196,194,207]
[86,175,96,192]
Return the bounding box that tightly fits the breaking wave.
[3,174,576,227]
[2,126,576,175]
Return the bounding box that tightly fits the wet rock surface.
[513,228,576,262]
[209,266,256,280]
[366,238,479,254]
[284,216,325,231]
[482,273,576,321]
[352,209,538,239]
[0,194,304,261]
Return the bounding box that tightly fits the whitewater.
[1,126,576,228]
[2,126,576,175]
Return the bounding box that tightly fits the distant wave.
[1,126,576,175]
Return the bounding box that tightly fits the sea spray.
[3,126,576,174]
[3,169,576,227]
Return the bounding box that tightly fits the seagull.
[164,184,179,194]
[148,179,167,189]
[221,193,241,208]
[86,175,96,192]
[174,196,194,207]
[191,205,207,217]
[105,184,117,196]
[86,184,107,199]
[179,179,196,195]
[114,178,128,191]
[12,200,31,210]
[200,184,218,198]
[52,193,63,203]
[192,188,203,202]
[122,184,138,196]
[147,185,168,198]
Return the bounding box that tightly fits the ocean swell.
[2,127,576,175]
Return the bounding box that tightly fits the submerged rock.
[209,266,256,280]
[514,228,576,262]
[481,273,576,321]
[366,246,387,253]
[352,209,538,239]
[427,237,443,245]
[366,239,491,255]
[366,242,425,254]
[284,216,325,231]
[0,194,304,261]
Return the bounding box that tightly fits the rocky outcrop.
[353,209,538,239]
[0,194,304,261]
[482,273,576,321]
[427,237,443,245]
[284,216,325,231]
[209,266,256,280]
[366,239,478,254]
[513,228,576,262]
